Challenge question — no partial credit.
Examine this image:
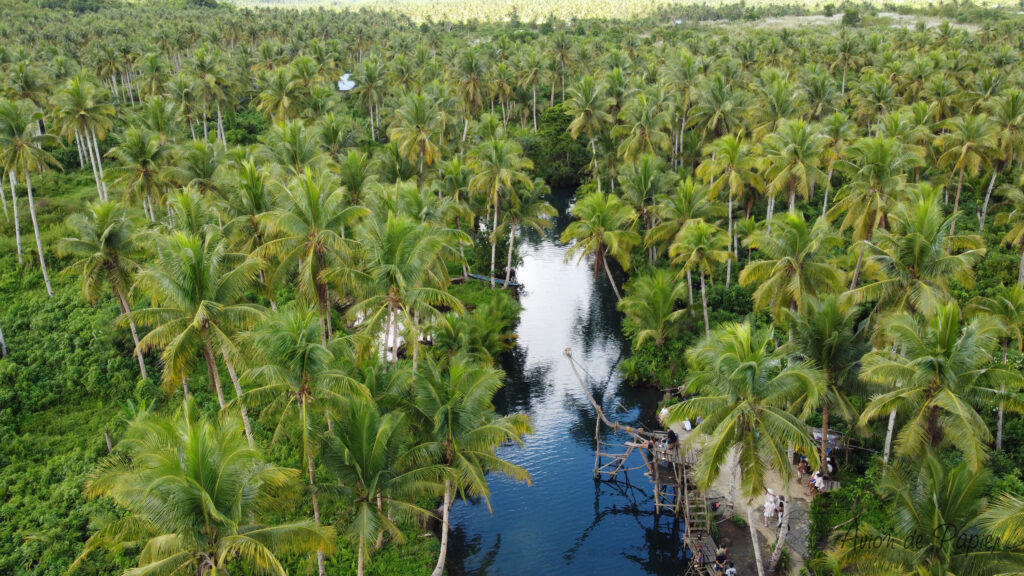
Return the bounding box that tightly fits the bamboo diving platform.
[563,348,715,570]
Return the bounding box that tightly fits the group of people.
[693,540,737,575]
[795,453,838,496]
[762,489,787,529]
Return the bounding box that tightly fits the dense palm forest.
[3,0,1024,575]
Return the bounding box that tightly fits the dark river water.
[447,189,687,576]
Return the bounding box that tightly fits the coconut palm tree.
[612,91,671,162]
[72,400,334,576]
[828,136,924,288]
[668,322,822,576]
[105,127,174,220]
[934,113,1000,234]
[238,305,368,576]
[347,212,465,367]
[124,231,262,448]
[321,399,439,576]
[786,295,866,467]
[50,75,116,200]
[980,90,1024,229]
[669,219,731,336]
[645,177,726,267]
[696,133,763,285]
[619,155,676,264]
[761,119,827,218]
[411,357,532,576]
[965,284,1024,450]
[996,185,1024,287]
[258,119,327,178]
[561,191,640,301]
[825,453,1024,575]
[468,138,534,288]
[618,268,688,348]
[259,169,367,344]
[847,184,985,326]
[0,99,59,297]
[59,201,148,380]
[564,76,613,190]
[858,303,1023,472]
[389,92,443,178]
[739,212,844,320]
[501,179,556,287]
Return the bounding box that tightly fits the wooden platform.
[684,532,720,575]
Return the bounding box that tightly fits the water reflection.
[446,189,684,576]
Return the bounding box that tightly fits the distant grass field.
[221,0,1000,23]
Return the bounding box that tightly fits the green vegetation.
[2,0,1024,575]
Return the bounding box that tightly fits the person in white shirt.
[763,489,776,526]
[725,561,737,576]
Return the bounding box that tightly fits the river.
[447,189,687,576]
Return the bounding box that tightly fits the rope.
[564,348,658,440]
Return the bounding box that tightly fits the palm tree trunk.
[700,272,710,336]
[202,111,209,141]
[532,85,537,132]
[201,336,227,409]
[104,428,113,454]
[602,249,622,301]
[883,407,897,465]
[391,303,401,363]
[74,132,85,169]
[822,164,835,219]
[686,269,694,315]
[181,376,190,398]
[309,455,328,576]
[849,245,866,290]
[221,349,254,448]
[24,172,53,297]
[726,193,734,288]
[950,169,965,235]
[490,197,500,288]
[747,502,767,576]
[358,535,365,576]
[591,139,600,193]
[997,341,1007,450]
[80,129,104,200]
[767,488,793,572]
[216,102,225,145]
[430,479,452,576]
[0,320,7,357]
[980,165,999,231]
[114,287,148,380]
[821,401,830,470]
[91,127,109,200]
[504,223,516,287]
[8,172,22,263]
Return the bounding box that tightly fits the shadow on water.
[446,189,686,576]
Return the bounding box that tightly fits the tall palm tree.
[259,169,366,344]
[257,68,299,123]
[761,119,827,218]
[739,212,844,320]
[258,120,326,178]
[965,284,1024,450]
[646,177,726,261]
[697,134,763,285]
[321,399,439,576]
[934,114,1000,234]
[388,92,442,177]
[239,305,368,576]
[347,213,465,366]
[0,99,59,297]
[858,303,1022,472]
[826,453,1024,575]
[501,179,556,287]
[619,155,676,264]
[848,185,985,325]
[669,219,732,336]
[72,401,334,576]
[828,136,923,288]
[668,322,822,576]
[564,76,613,191]
[468,138,534,288]
[980,90,1024,229]
[59,201,148,380]
[124,231,262,448]
[51,75,116,200]
[612,91,671,162]
[561,191,640,301]
[786,295,866,467]
[105,127,174,220]
[618,268,688,348]
[411,357,532,576]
